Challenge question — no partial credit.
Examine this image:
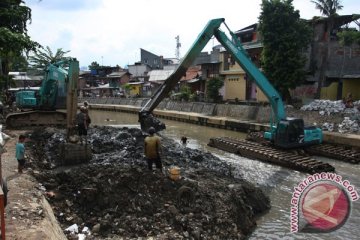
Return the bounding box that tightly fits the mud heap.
[29,126,270,239]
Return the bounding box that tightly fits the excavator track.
[247,131,360,164]
[6,111,67,128]
[208,137,335,173]
[306,144,360,164]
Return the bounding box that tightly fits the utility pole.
[175,35,181,60]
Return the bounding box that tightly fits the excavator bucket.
[139,111,166,133]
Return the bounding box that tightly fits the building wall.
[343,79,360,100]
[120,74,131,85]
[320,82,338,100]
[327,44,360,78]
[141,49,162,69]
[130,84,141,96]
[224,74,246,100]
[256,87,268,102]
[128,64,151,78]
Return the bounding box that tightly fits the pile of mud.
[29,126,270,239]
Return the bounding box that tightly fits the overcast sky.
[25,0,359,69]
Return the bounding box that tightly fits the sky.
[25,0,359,70]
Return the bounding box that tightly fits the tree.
[311,0,343,97]
[337,30,360,47]
[29,46,70,70]
[206,78,223,103]
[0,0,40,89]
[311,0,343,17]
[258,0,312,102]
[89,61,100,70]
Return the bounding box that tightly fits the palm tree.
[311,0,343,17]
[311,0,343,98]
[29,46,70,70]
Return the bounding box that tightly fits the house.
[218,24,268,102]
[8,72,43,88]
[106,71,131,88]
[141,48,163,69]
[180,66,202,92]
[128,62,151,82]
[225,14,360,101]
[147,69,175,95]
[308,14,360,100]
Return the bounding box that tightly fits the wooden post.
[0,154,4,240]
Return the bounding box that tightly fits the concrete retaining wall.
[80,97,360,148]
[80,97,271,123]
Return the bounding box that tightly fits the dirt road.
[2,130,65,240]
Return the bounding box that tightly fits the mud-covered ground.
[27,126,270,239]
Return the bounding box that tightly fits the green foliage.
[259,0,312,101]
[179,85,191,101]
[0,0,40,89]
[29,46,70,70]
[311,0,343,17]
[337,30,360,46]
[206,78,223,102]
[89,61,100,70]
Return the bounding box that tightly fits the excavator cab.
[273,118,322,148]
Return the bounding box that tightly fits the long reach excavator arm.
[139,18,322,148]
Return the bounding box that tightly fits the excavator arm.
[139,18,224,132]
[139,18,285,132]
[139,18,322,148]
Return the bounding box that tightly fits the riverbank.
[1,130,66,240]
[84,100,360,149]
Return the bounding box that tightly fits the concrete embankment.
[80,97,360,149]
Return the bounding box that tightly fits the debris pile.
[29,126,270,239]
[300,100,360,134]
[338,117,360,134]
[301,99,360,115]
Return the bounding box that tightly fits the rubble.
[300,100,360,134]
[29,126,270,239]
[338,117,360,134]
[300,99,360,115]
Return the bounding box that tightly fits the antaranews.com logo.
[290,172,359,233]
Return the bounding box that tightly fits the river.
[90,110,359,240]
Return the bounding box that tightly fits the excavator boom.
[139,18,322,148]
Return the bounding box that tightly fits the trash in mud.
[29,126,270,239]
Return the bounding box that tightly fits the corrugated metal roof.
[148,70,174,82]
[127,82,143,85]
[107,71,129,78]
[342,74,360,79]
[187,78,201,83]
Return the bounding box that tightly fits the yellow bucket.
[169,166,180,181]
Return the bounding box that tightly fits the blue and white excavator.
[139,18,322,149]
[6,58,91,163]
[6,58,79,136]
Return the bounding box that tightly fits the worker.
[344,93,354,108]
[83,101,91,127]
[181,136,188,146]
[16,135,26,173]
[76,107,88,144]
[144,127,162,171]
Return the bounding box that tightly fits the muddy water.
[90,110,360,240]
